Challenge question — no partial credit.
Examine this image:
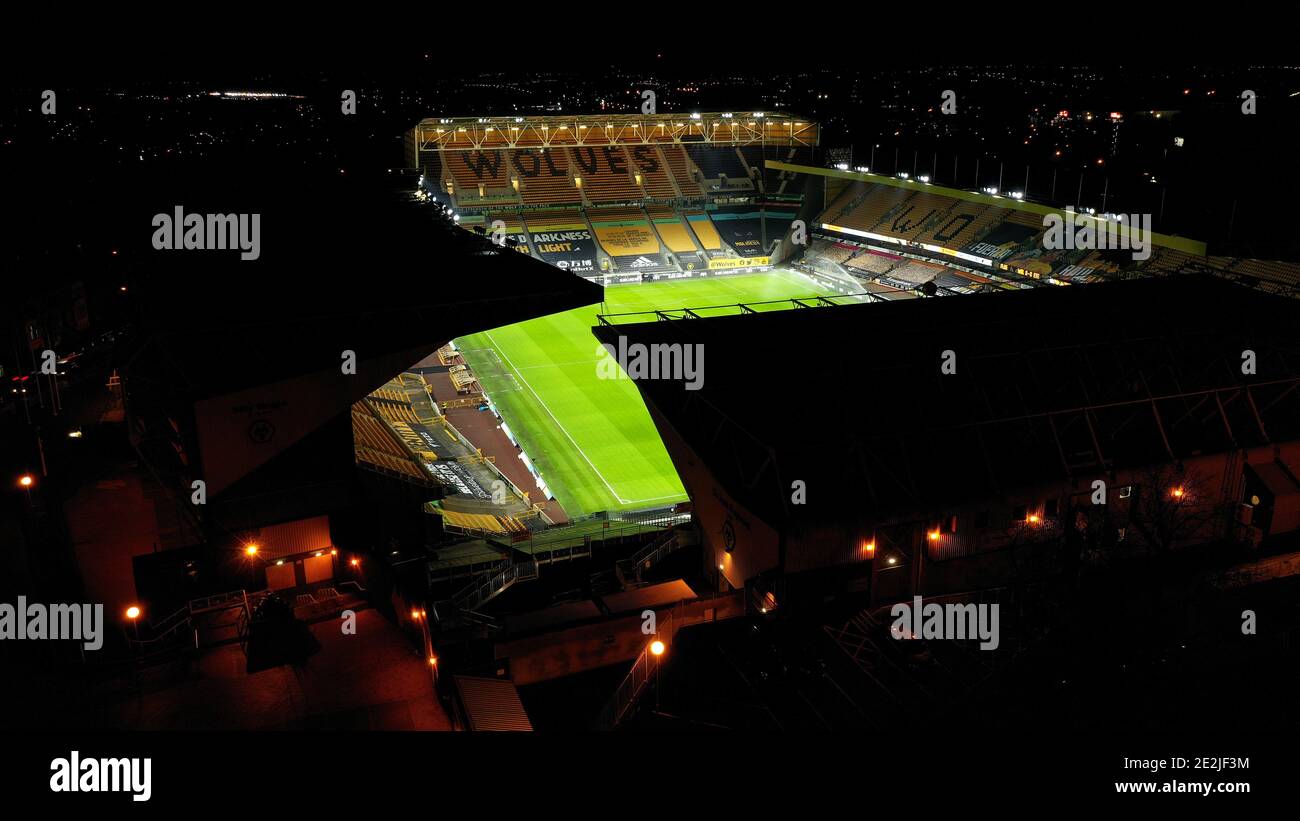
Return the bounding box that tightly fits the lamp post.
[125,605,142,643]
[649,639,666,712]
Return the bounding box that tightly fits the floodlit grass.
[457,269,860,516]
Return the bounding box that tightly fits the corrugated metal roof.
[247,515,333,559]
[454,676,533,732]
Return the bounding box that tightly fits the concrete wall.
[495,591,744,686]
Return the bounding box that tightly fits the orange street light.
[428,656,438,667]
[125,606,141,620]
[649,640,665,656]
[411,609,422,620]
[927,529,941,542]
[244,543,259,557]
[18,474,34,489]
[1027,514,1041,524]
[349,557,360,567]
[1172,486,1186,500]
[863,540,876,558]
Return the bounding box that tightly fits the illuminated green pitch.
[457,269,862,517]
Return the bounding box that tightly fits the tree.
[1123,461,1223,555]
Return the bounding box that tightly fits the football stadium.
[394,110,1299,535]
[401,112,848,522]
[10,59,1300,756]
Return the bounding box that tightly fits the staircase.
[451,559,539,613]
[618,529,681,584]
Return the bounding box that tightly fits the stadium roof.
[118,165,601,399]
[412,112,818,150]
[594,275,1300,528]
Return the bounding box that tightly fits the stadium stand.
[710,207,775,257]
[882,259,946,287]
[367,394,421,427]
[1140,247,1200,276]
[864,281,917,301]
[448,149,518,206]
[435,507,531,537]
[1228,258,1300,288]
[824,184,912,232]
[417,151,441,191]
[688,144,750,183]
[484,212,533,256]
[661,144,705,198]
[845,250,902,276]
[881,191,961,238]
[589,208,674,273]
[771,146,816,195]
[685,211,725,256]
[1003,209,1046,231]
[509,148,581,205]
[521,210,601,275]
[626,145,678,199]
[569,145,643,203]
[914,201,1006,248]
[808,238,857,265]
[649,206,707,271]
[352,405,428,481]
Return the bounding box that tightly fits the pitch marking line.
[484,331,681,506]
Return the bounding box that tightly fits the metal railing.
[624,530,680,582]
[451,559,539,612]
[595,590,744,729]
[596,609,676,730]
